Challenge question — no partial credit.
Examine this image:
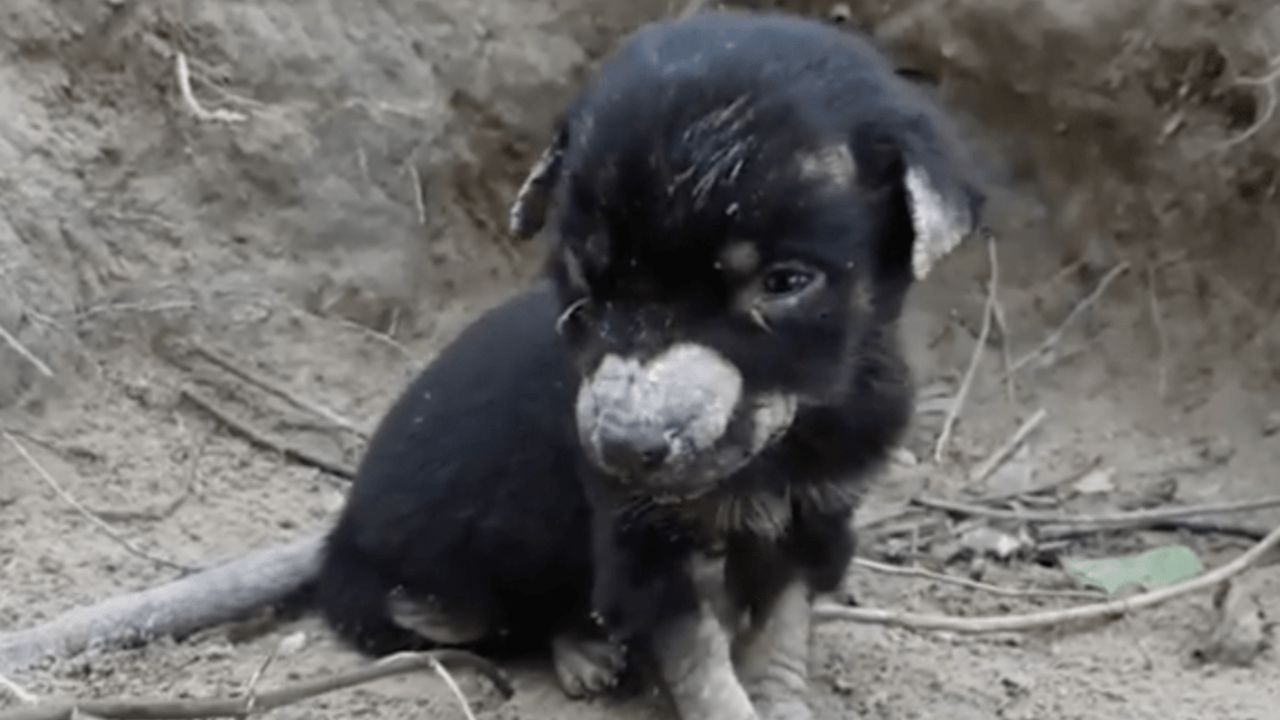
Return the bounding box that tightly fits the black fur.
[316,8,982,695]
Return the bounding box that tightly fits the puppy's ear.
[862,112,985,281]
[509,123,569,240]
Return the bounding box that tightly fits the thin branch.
[1038,519,1271,543]
[817,523,1280,633]
[676,0,712,20]
[179,388,356,480]
[189,341,368,437]
[1146,263,1170,399]
[1008,262,1130,375]
[934,234,998,463]
[174,53,248,123]
[912,493,1280,528]
[0,650,512,720]
[968,408,1047,484]
[0,674,37,704]
[853,558,1103,600]
[429,656,479,720]
[1219,58,1280,150]
[2,432,192,574]
[0,323,54,378]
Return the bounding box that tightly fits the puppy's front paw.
[552,632,627,699]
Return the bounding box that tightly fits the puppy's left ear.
[509,123,569,241]
[871,112,986,281]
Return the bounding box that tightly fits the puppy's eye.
[761,265,818,297]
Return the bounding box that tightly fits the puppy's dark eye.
[761,266,817,297]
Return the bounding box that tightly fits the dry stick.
[0,535,324,674]
[967,408,1047,484]
[0,674,37,704]
[853,558,1102,600]
[429,656,481,720]
[676,0,712,19]
[0,323,54,378]
[2,433,192,574]
[1039,519,1271,544]
[174,53,247,123]
[1008,262,1130,376]
[0,650,512,720]
[912,494,1280,528]
[189,341,368,437]
[1220,59,1280,150]
[1145,262,1170,400]
[179,388,356,480]
[816,523,1280,634]
[933,234,998,463]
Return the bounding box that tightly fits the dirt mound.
[2,1,1278,718]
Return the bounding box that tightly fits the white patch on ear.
[905,166,974,281]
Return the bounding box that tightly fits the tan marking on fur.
[719,241,761,276]
[733,580,815,718]
[850,280,873,316]
[797,144,856,188]
[653,595,760,720]
[794,479,863,516]
[387,590,488,645]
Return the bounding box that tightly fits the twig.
[408,164,428,227]
[676,0,712,19]
[2,432,191,574]
[913,493,1280,528]
[967,408,1047,484]
[1008,262,1130,375]
[179,388,356,480]
[188,341,368,437]
[933,234,997,463]
[1145,262,1170,399]
[967,458,1103,506]
[174,53,248,123]
[429,656,480,720]
[240,645,281,716]
[853,558,1103,600]
[0,674,37,704]
[1038,519,1271,543]
[0,650,512,720]
[816,523,1280,633]
[0,323,54,378]
[1219,58,1280,150]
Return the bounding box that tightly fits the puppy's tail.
[314,532,430,657]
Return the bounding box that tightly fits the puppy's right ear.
[509,123,569,240]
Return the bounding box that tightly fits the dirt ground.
[2,1,1279,718]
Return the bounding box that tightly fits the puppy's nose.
[597,425,670,476]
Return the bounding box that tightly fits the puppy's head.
[512,13,983,500]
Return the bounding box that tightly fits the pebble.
[1263,411,1280,437]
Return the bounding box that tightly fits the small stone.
[1263,411,1280,437]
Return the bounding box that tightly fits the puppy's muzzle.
[576,343,796,495]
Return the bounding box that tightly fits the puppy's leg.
[552,628,627,699]
[652,603,760,720]
[732,580,815,720]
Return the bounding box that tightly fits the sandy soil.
[1,1,1278,718]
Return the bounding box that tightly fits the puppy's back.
[318,283,592,655]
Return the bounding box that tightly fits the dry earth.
[2,1,1279,718]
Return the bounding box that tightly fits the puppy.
[317,9,983,720]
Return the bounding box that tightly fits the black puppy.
[317,10,982,720]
